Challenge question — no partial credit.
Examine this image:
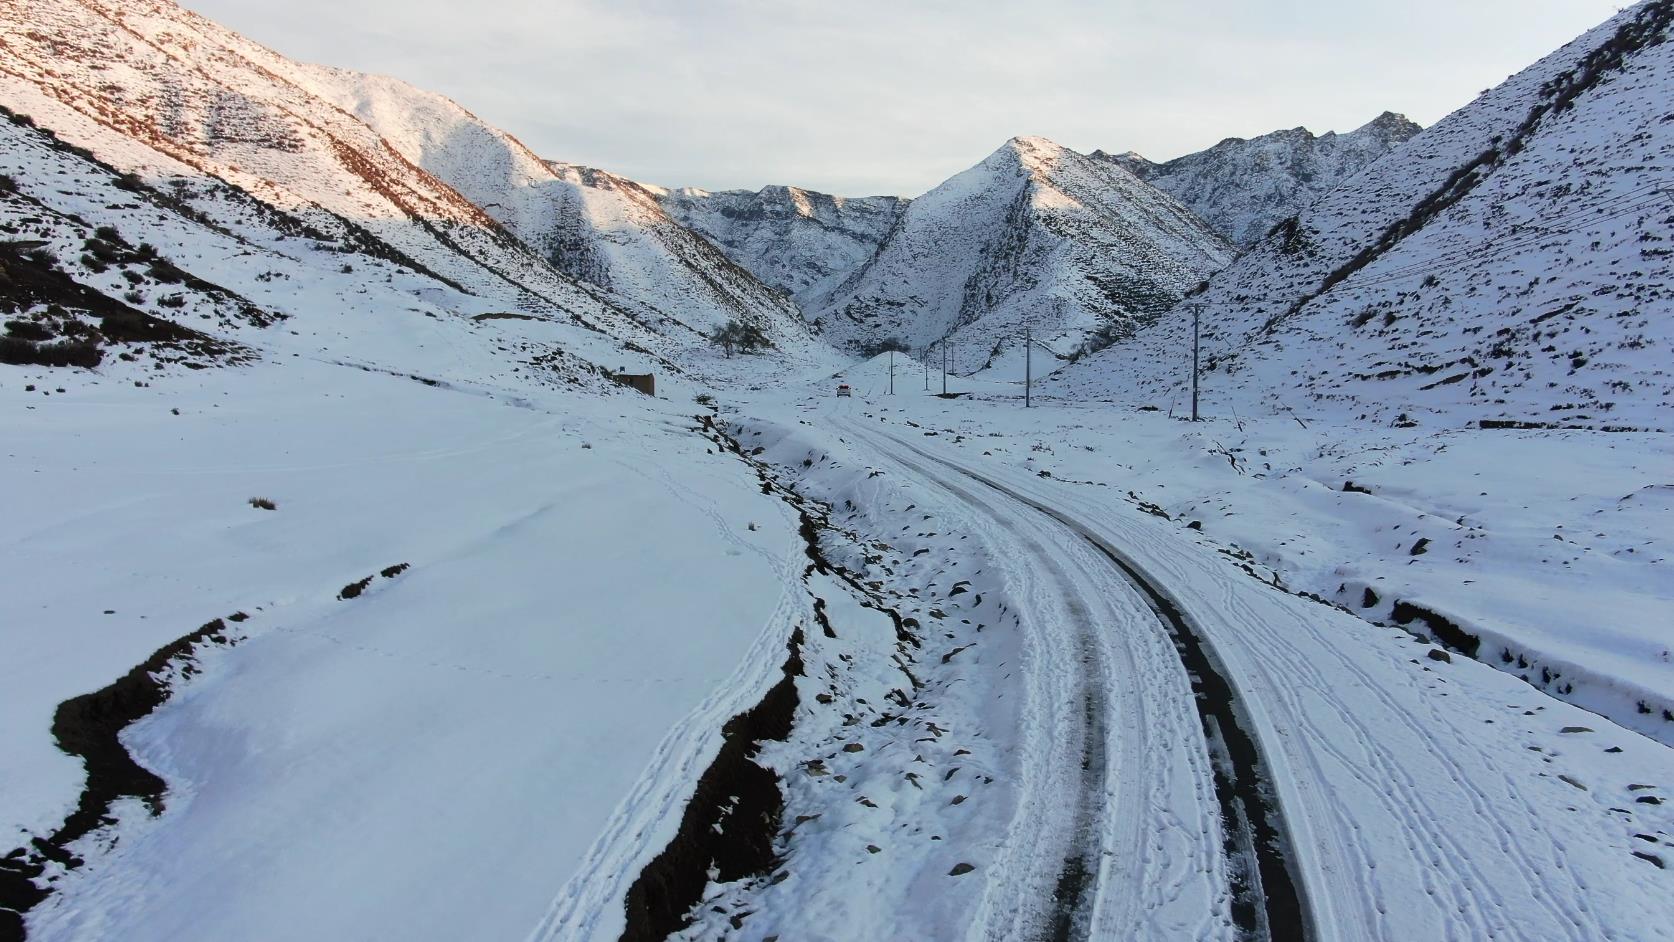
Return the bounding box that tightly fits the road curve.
[841,417,1314,941]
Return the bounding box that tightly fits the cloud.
[185,0,1625,196]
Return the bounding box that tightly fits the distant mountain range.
[654,185,909,309]
[802,136,1233,374]
[4,0,1664,431]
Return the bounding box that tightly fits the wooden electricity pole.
[1191,304,1201,422]
[1025,327,1032,408]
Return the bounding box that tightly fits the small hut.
[610,372,655,396]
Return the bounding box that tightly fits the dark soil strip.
[701,414,920,654]
[618,630,804,941]
[618,416,825,941]
[617,415,928,939]
[0,562,413,940]
[1391,601,1480,659]
[890,438,1313,942]
[0,616,242,941]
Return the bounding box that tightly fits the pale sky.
[185,0,1628,197]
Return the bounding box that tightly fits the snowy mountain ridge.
[1102,111,1423,247]
[0,0,828,382]
[809,135,1234,374]
[654,184,910,308]
[257,65,818,360]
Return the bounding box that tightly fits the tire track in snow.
[878,452,1113,940]
[856,422,1313,941]
[1031,477,1617,940]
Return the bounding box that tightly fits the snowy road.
[835,416,1306,941]
[776,393,1674,941]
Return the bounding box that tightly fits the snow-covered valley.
[705,365,1674,939]
[3,0,1673,939]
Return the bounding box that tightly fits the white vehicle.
[836,384,852,397]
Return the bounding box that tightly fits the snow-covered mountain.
[1102,112,1422,247]
[7,1,1674,940]
[654,185,909,308]
[1056,0,1674,431]
[301,67,814,355]
[0,0,825,379]
[809,136,1234,375]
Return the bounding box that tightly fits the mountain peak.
[810,130,1233,370]
[993,135,1068,167]
[1355,111,1422,138]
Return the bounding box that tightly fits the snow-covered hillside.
[809,136,1233,376]
[540,162,815,353]
[1103,112,1421,247]
[302,67,818,358]
[0,100,633,390]
[1058,0,1674,432]
[655,185,909,308]
[0,0,827,377]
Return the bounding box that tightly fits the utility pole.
[1191,304,1201,422]
[1024,327,1031,408]
[889,349,895,395]
[941,341,948,396]
[923,347,929,390]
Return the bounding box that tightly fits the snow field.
[3,357,816,941]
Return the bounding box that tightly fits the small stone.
[1427,649,1452,663]
[949,863,975,876]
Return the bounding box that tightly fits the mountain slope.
[300,67,818,357]
[1054,1,1674,431]
[810,136,1233,376]
[654,184,909,308]
[1103,113,1422,247]
[0,96,621,391]
[0,0,824,378]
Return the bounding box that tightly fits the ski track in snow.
[524,450,810,942]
